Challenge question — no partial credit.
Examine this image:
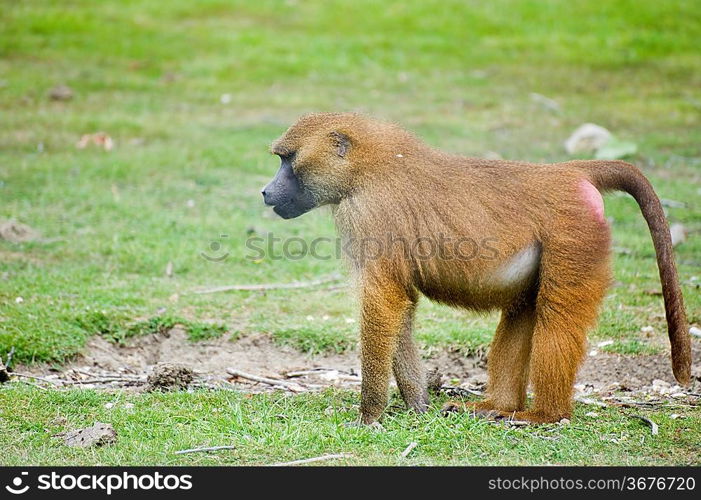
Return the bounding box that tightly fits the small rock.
[585,412,599,418]
[670,414,682,420]
[651,379,672,395]
[641,326,654,333]
[123,402,135,409]
[15,297,23,304]
[146,362,193,391]
[564,123,612,155]
[670,223,687,247]
[690,326,701,338]
[104,402,115,409]
[48,85,73,101]
[559,418,571,425]
[62,422,116,448]
[597,340,614,347]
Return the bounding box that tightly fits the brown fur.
[270,113,690,424]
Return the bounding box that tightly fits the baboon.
[262,112,690,424]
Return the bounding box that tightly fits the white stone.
[564,123,612,154]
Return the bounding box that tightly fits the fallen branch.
[268,453,352,467]
[400,442,418,458]
[14,379,48,390]
[174,445,236,455]
[73,369,142,380]
[226,368,307,393]
[194,274,343,295]
[632,415,659,435]
[285,368,337,378]
[11,372,61,386]
[61,377,144,385]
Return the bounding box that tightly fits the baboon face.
[263,115,353,219]
[261,152,318,219]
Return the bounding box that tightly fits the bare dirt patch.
[14,329,700,397]
[0,219,40,243]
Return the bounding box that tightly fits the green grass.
[1,0,700,465]
[73,311,228,343]
[1,386,699,466]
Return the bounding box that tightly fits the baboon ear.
[329,131,351,157]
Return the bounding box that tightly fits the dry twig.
[62,377,143,385]
[632,415,659,435]
[193,274,342,295]
[174,445,236,455]
[11,372,61,386]
[226,368,307,392]
[268,453,352,467]
[400,442,418,458]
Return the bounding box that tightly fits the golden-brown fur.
[269,112,690,424]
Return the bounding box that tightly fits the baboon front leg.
[392,303,429,413]
[359,280,414,425]
[443,302,535,416]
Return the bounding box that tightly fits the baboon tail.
[577,160,691,384]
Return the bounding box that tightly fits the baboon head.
[262,113,361,219]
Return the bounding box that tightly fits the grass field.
[1,0,700,465]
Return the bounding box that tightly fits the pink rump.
[578,180,606,223]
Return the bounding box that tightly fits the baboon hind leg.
[443,301,535,416]
[506,251,609,423]
[392,303,429,413]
